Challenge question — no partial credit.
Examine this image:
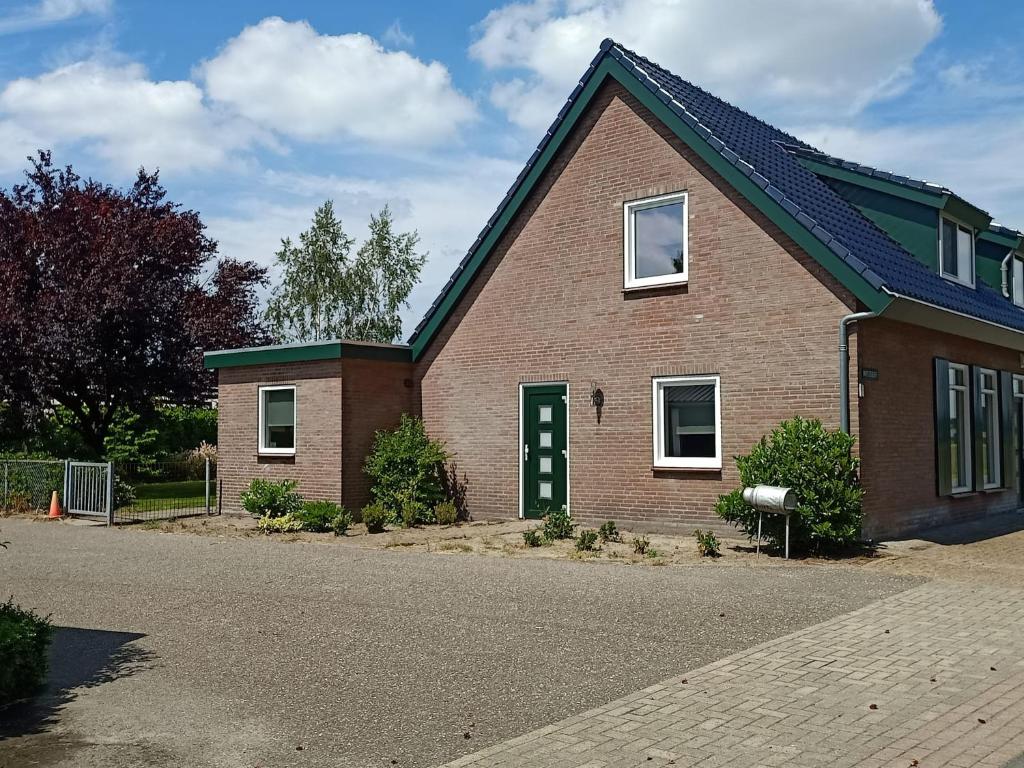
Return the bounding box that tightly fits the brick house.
[206,40,1024,540]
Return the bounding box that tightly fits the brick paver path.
[441,581,1024,767]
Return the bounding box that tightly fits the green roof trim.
[204,339,411,369]
[409,56,889,360]
[980,227,1023,251]
[797,156,992,232]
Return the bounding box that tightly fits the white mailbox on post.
[742,485,797,559]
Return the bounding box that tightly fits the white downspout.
[1001,249,1015,298]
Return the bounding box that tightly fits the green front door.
[522,384,568,519]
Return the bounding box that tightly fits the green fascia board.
[203,340,413,369]
[980,228,1023,250]
[410,58,889,360]
[799,156,992,232]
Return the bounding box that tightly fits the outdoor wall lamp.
[590,382,604,424]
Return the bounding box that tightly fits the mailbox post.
[742,485,797,559]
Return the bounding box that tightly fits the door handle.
[524,444,529,461]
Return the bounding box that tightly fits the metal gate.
[65,461,113,524]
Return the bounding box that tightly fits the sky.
[1,0,1022,338]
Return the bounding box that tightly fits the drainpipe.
[839,311,877,434]
[1001,248,1015,298]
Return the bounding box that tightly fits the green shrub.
[112,476,137,510]
[364,415,449,525]
[541,508,574,541]
[361,502,390,534]
[330,509,353,536]
[297,500,342,533]
[693,529,721,558]
[0,598,53,705]
[631,535,650,555]
[257,513,305,534]
[400,500,422,528]
[575,529,599,552]
[597,520,620,543]
[714,416,863,555]
[240,479,303,520]
[434,500,458,526]
[522,528,543,548]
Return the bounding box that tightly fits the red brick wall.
[217,360,343,515]
[859,318,1019,539]
[340,358,416,513]
[415,81,860,533]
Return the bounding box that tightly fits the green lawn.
[119,480,210,514]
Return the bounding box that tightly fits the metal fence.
[113,457,218,523]
[1,459,65,513]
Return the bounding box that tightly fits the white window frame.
[948,363,972,493]
[652,374,721,470]
[1012,254,1024,308]
[939,215,975,288]
[258,385,296,456]
[978,367,1001,490]
[623,191,689,289]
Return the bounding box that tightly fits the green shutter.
[1000,370,1017,490]
[970,366,984,492]
[934,358,952,497]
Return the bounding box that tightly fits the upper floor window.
[259,385,296,455]
[1012,255,1024,308]
[624,192,688,289]
[939,217,974,287]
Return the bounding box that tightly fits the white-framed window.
[978,368,1001,489]
[947,363,972,493]
[939,216,975,287]
[624,191,688,289]
[258,385,296,455]
[1012,255,1024,308]
[652,375,721,469]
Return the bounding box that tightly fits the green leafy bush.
[541,508,574,541]
[330,509,353,536]
[522,528,543,548]
[257,513,305,533]
[0,598,53,705]
[597,520,620,543]
[364,415,449,525]
[112,476,137,510]
[297,500,343,533]
[240,479,303,520]
[693,529,721,558]
[361,502,390,534]
[631,535,650,555]
[434,500,458,526]
[400,500,422,528]
[575,529,599,552]
[715,416,863,555]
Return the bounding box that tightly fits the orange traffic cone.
[48,491,62,519]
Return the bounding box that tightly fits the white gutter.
[1001,248,1015,298]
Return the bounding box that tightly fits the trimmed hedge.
[0,598,53,705]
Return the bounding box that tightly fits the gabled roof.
[408,39,1024,359]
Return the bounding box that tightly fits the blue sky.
[1,0,1022,337]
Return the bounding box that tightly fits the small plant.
[241,478,303,520]
[400,500,423,528]
[361,502,390,534]
[434,500,458,526]
[257,513,305,533]
[330,509,353,536]
[541,508,575,541]
[112,476,136,511]
[631,535,650,555]
[575,529,599,552]
[522,528,543,548]
[0,598,53,705]
[597,520,620,543]
[693,529,722,558]
[297,500,343,533]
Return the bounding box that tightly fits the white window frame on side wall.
[978,367,1001,490]
[938,215,975,288]
[948,362,972,494]
[652,374,721,470]
[623,191,689,290]
[258,384,296,456]
[1013,255,1024,308]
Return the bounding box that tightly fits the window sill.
[623,281,688,295]
[939,272,974,289]
[257,451,295,458]
[652,464,722,472]
[949,490,976,498]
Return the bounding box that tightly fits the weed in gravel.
[541,508,575,541]
[597,520,620,543]
[522,528,543,548]
[575,529,599,552]
[632,535,650,555]
[437,541,473,553]
[693,529,721,558]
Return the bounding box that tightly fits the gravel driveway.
[0,519,914,768]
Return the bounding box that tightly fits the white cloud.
[200,17,476,147]
[0,0,110,34]
[383,19,415,49]
[796,118,1024,229]
[471,0,942,133]
[0,60,264,174]
[205,155,524,334]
